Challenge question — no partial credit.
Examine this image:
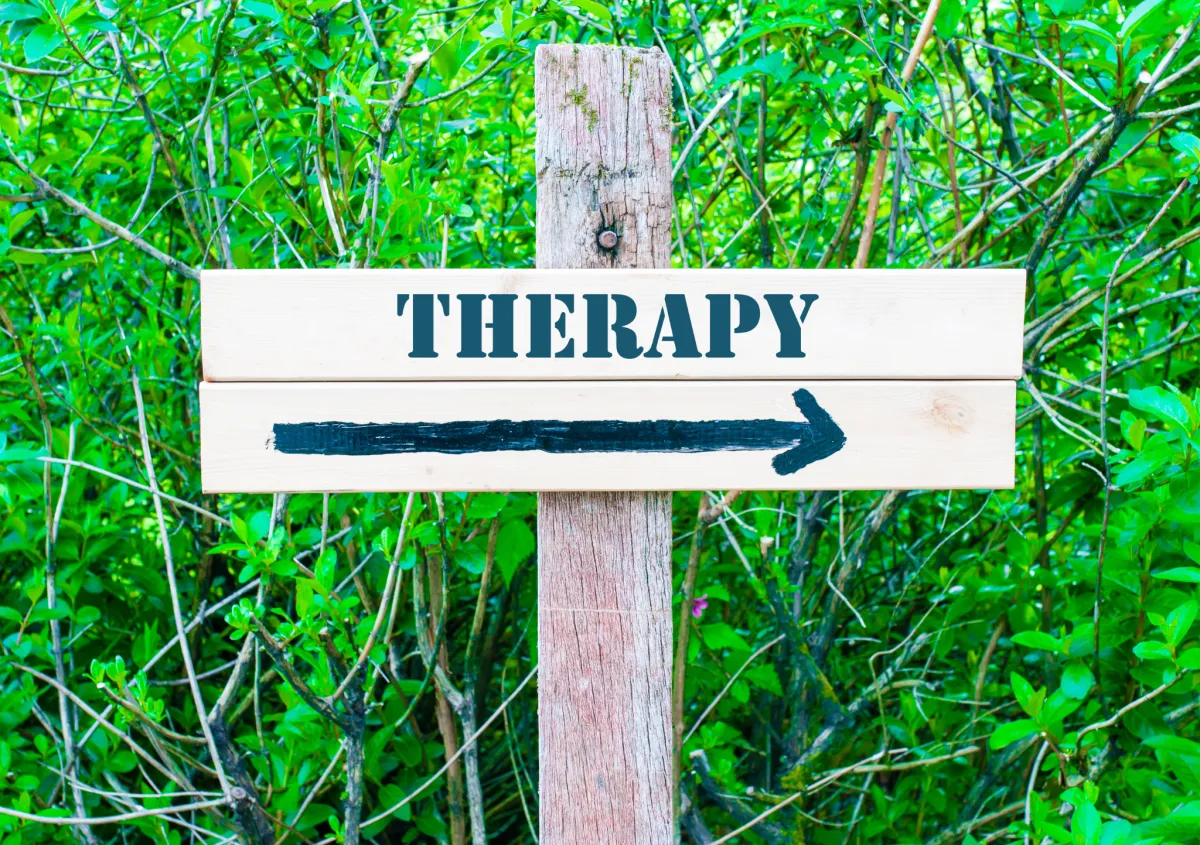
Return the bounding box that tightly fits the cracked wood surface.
[535,43,675,843]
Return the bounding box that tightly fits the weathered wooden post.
[534,44,676,842]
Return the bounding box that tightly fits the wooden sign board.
[199,269,1023,493]
[201,269,1023,381]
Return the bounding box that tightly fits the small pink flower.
[691,594,708,619]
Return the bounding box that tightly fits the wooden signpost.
[198,44,1022,844]
[200,270,1021,493]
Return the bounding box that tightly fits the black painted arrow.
[272,388,846,476]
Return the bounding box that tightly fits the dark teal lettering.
[488,294,518,358]
[397,293,449,358]
[705,294,759,357]
[456,294,487,358]
[644,294,701,358]
[764,293,818,358]
[611,294,643,359]
[527,294,575,358]
[582,294,611,358]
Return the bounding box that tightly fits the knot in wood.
[596,229,619,250]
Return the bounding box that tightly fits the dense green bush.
[2,0,1200,842]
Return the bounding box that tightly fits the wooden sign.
[199,268,1023,493]
[201,269,1023,381]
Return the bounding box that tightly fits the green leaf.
[1066,19,1118,44]
[231,513,250,545]
[495,519,535,587]
[1012,630,1062,652]
[1171,132,1200,168]
[1072,800,1102,845]
[990,718,1039,749]
[430,30,465,81]
[0,3,42,21]
[229,150,254,185]
[270,559,298,578]
[1011,672,1043,717]
[1121,412,1147,450]
[1152,567,1200,582]
[467,492,508,519]
[568,0,612,21]
[743,664,783,696]
[1178,647,1200,669]
[1041,689,1084,725]
[1129,387,1191,431]
[296,579,315,618]
[935,0,964,35]
[1061,663,1095,699]
[315,547,337,592]
[1116,450,1169,488]
[1117,0,1166,39]
[1132,640,1172,660]
[455,542,486,575]
[701,622,752,653]
[29,604,70,622]
[1098,818,1132,845]
[1143,735,1200,793]
[1164,600,1198,647]
[1144,734,1200,754]
[376,784,413,820]
[241,0,281,22]
[1172,133,1200,156]
[1133,800,1200,839]
[23,23,63,62]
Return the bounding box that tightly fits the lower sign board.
[200,380,1015,492]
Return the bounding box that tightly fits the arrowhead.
[771,389,847,475]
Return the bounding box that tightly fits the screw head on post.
[597,229,619,250]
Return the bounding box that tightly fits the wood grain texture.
[198,380,1017,492]
[537,494,674,843]
[535,43,674,844]
[199,268,1025,381]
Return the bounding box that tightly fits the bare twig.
[853,0,942,268]
[4,154,199,279]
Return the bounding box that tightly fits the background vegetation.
[2,0,1200,842]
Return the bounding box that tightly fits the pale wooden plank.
[198,379,1016,493]
[199,268,1025,381]
[534,43,674,845]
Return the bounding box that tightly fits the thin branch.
[350,663,538,836]
[0,799,230,826]
[3,154,199,280]
[39,458,230,526]
[129,361,231,795]
[853,0,942,267]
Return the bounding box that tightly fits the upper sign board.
[201,269,1024,381]
[199,268,1023,492]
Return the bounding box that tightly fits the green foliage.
[1,0,1200,842]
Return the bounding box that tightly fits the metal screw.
[597,229,619,250]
